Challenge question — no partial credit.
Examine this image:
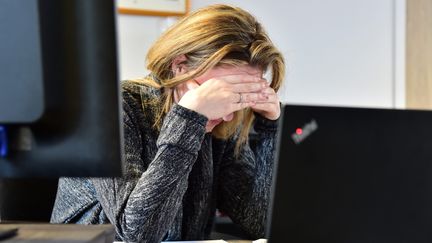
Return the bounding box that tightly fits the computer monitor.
[267,104,432,243]
[0,0,124,177]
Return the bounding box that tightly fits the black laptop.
[267,104,432,243]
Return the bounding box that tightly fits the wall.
[117,15,166,79]
[117,0,405,108]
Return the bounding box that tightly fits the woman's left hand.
[251,86,280,120]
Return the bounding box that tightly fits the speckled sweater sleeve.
[91,100,207,242]
[217,114,278,239]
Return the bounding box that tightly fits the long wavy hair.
[135,4,285,154]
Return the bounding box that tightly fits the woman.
[51,4,285,242]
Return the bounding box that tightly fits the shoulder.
[121,79,161,107]
[120,79,162,132]
[121,80,162,109]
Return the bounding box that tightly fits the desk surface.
[0,224,254,243]
[0,223,114,243]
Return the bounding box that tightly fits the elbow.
[113,213,166,243]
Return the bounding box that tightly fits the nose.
[222,113,234,122]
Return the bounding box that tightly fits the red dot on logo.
[296,128,303,135]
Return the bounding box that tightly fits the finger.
[261,87,276,95]
[235,92,269,103]
[230,101,256,112]
[252,102,274,111]
[252,103,280,120]
[254,93,279,103]
[231,82,267,93]
[219,74,263,84]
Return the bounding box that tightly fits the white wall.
[117,15,166,79]
[116,0,405,108]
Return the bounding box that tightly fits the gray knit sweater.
[50,80,278,242]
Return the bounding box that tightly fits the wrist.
[178,91,207,117]
[254,112,279,133]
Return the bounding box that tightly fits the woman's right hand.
[177,74,268,120]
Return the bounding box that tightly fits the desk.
[0,224,255,243]
[0,224,114,243]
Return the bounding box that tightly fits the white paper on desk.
[114,241,227,243]
[162,240,227,243]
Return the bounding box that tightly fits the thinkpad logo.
[291,119,318,144]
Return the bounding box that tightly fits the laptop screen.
[267,104,432,243]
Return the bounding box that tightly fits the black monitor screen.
[0,0,124,177]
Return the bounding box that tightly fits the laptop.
[267,104,432,243]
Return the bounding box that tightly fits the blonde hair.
[136,4,285,154]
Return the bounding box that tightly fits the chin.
[205,120,222,133]
[205,125,217,133]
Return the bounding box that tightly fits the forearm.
[220,115,278,238]
[94,104,208,242]
[120,147,197,242]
